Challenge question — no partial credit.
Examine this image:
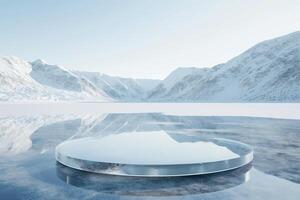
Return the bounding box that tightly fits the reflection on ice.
[0,115,81,155]
[56,131,253,176]
[56,162,252,196]
[58,131,240,165]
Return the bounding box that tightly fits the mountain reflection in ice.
[60,131,239,165]
[0,112,300,199]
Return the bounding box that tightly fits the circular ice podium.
[55,131,253,177]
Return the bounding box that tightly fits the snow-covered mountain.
[147,67,207,100]
[73,71,159,101]
[148,31,300,102]
[0,56,160,101]
[0,57,111,101]
[0,31,299,102]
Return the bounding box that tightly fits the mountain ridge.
[0,31,299,102]
[147,31,300,102]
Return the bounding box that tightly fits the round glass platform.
[55,131,253,177]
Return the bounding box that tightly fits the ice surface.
[0,109,299,199]
[1,103,300,120]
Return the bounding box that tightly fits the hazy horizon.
[1,0,300,79]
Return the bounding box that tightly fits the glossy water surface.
[0,104,300,199]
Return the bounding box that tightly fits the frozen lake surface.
[0,103,300,199]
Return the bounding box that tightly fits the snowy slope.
[160,67,206,90]
[30,59,110,99]
[147,67,208,100]
[0,57,111,101]
[73,71,159,101]
[0,56,159,101]
[0,56,49,101]
[148,31,300,102]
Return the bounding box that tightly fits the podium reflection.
[56,162,252,196]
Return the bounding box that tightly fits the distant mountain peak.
[31,59,47,66]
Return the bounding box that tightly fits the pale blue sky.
[1,0,300,79]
